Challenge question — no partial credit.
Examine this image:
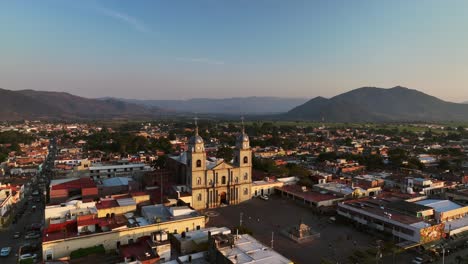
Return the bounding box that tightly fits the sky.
[1,0,468,101]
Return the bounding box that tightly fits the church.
[168,124,252,210]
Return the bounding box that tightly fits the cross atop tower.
[194,116,199,135]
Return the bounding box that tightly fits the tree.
[216,146,234,162]
[168,132,176,140]
[438,159,450,171]
[317,152,337,162]
[286,163,309,177]
[153,155,168,169]
[388,148,408,166]
[153,138,172,153]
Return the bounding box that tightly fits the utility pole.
[271,232,274,249]
[376,240,382,264]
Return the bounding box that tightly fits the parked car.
[259,195,269,200]
[20,242,40,254]
[13,231,21,239]
[0,247,11,257]
[29,223,42,231]
[19,253,37,261]
[25,232,41,240]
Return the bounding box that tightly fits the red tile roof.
[51,178,96,191]
[95,199,119,209]
[119,236,159,262]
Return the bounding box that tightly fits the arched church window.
[243,156,248,164]
[244,172,248,180]
[244,188,248,195]
[221,176,226,184]
[197,177,201,185]
[197,193,202,201]
[196,160,202,168]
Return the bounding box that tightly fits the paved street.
[0,138,55,263]
[0,187,45,263]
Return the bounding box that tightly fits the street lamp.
[442,246,445,264]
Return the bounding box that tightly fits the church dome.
[237,133,249,142]
[189,135,204,145]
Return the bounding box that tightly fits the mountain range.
[106,97,308,115]
[0,88,161,120]
[285,86,468,122]
[1,86,468,122]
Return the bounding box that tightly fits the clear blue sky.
[1,0,468,101]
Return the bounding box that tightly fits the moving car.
[0,247,11,257]
[13,231,21,239]
[259,195,269,200]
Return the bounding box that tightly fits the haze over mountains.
[1,86,468,122]
[285,86,468,122]
[111,97,308,115]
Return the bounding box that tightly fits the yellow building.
[170,124,252,210]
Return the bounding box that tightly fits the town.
[0,120,468,264]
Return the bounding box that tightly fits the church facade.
[169,126,252,210]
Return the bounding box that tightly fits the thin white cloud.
[176,57,225,65]
[99,7,150,33]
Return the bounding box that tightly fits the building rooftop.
[119,236,159,262]
[415,199,463,213]
[51,178,96,191]
[142,205,199,224]
[386,200,433,215]
[314,182,355,195]
[341,198,425,225]
[100,177,132,187]
[89,162,147,170]
[116,198,137,207]
[276,184,343,203]
[173,227,231,244]
[216,234,292,264]
[95,199,119,209]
